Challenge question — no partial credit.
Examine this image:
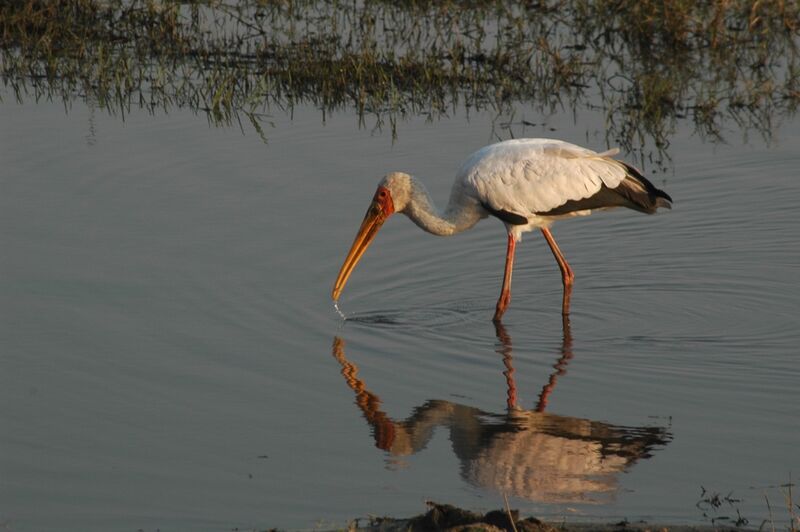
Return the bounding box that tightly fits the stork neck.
[403,177,481,237]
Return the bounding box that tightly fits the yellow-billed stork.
[332,138,672,321]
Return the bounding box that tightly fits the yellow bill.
[332,186,394,301]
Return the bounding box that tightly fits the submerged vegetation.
[1,0,799,161]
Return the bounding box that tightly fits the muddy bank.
[316,501,746,532]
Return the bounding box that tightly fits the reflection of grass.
[2,0,799,161]
[698,479,799,532]
[696,486,749,527]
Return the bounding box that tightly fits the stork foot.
[493,295,510,322]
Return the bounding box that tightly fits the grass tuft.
[2,0,799,162]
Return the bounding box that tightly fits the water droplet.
[333,301,347,320]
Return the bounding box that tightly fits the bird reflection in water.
[331,319,671,504]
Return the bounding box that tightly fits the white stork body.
[333,138,672,320]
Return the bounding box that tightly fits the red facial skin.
[374,185,394,216]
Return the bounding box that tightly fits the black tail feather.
[620,162,673,211]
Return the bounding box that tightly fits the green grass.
[2,0,799,161]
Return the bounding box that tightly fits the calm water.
[1,97,799,531]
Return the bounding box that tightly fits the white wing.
[458,139,628,216]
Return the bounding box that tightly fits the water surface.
[1,98,798,531]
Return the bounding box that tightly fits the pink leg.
[494,234,516,322]
[541,227,574,315]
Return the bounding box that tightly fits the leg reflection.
[493,321,518,410]
[536,315,573,412]
[493,316,574,413]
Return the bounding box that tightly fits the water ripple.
[339,299,488,331]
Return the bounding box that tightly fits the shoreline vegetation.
[2,0,799,164]
[308,498,792,531]
[325,491,797,532]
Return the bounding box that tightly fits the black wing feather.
[481,202,529,225]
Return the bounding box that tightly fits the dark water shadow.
[337,303,481,330]
[344,314,404,326]
[331,318,672,503]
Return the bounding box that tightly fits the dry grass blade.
[503,491,519,532]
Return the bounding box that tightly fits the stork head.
[332,173,412,301]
